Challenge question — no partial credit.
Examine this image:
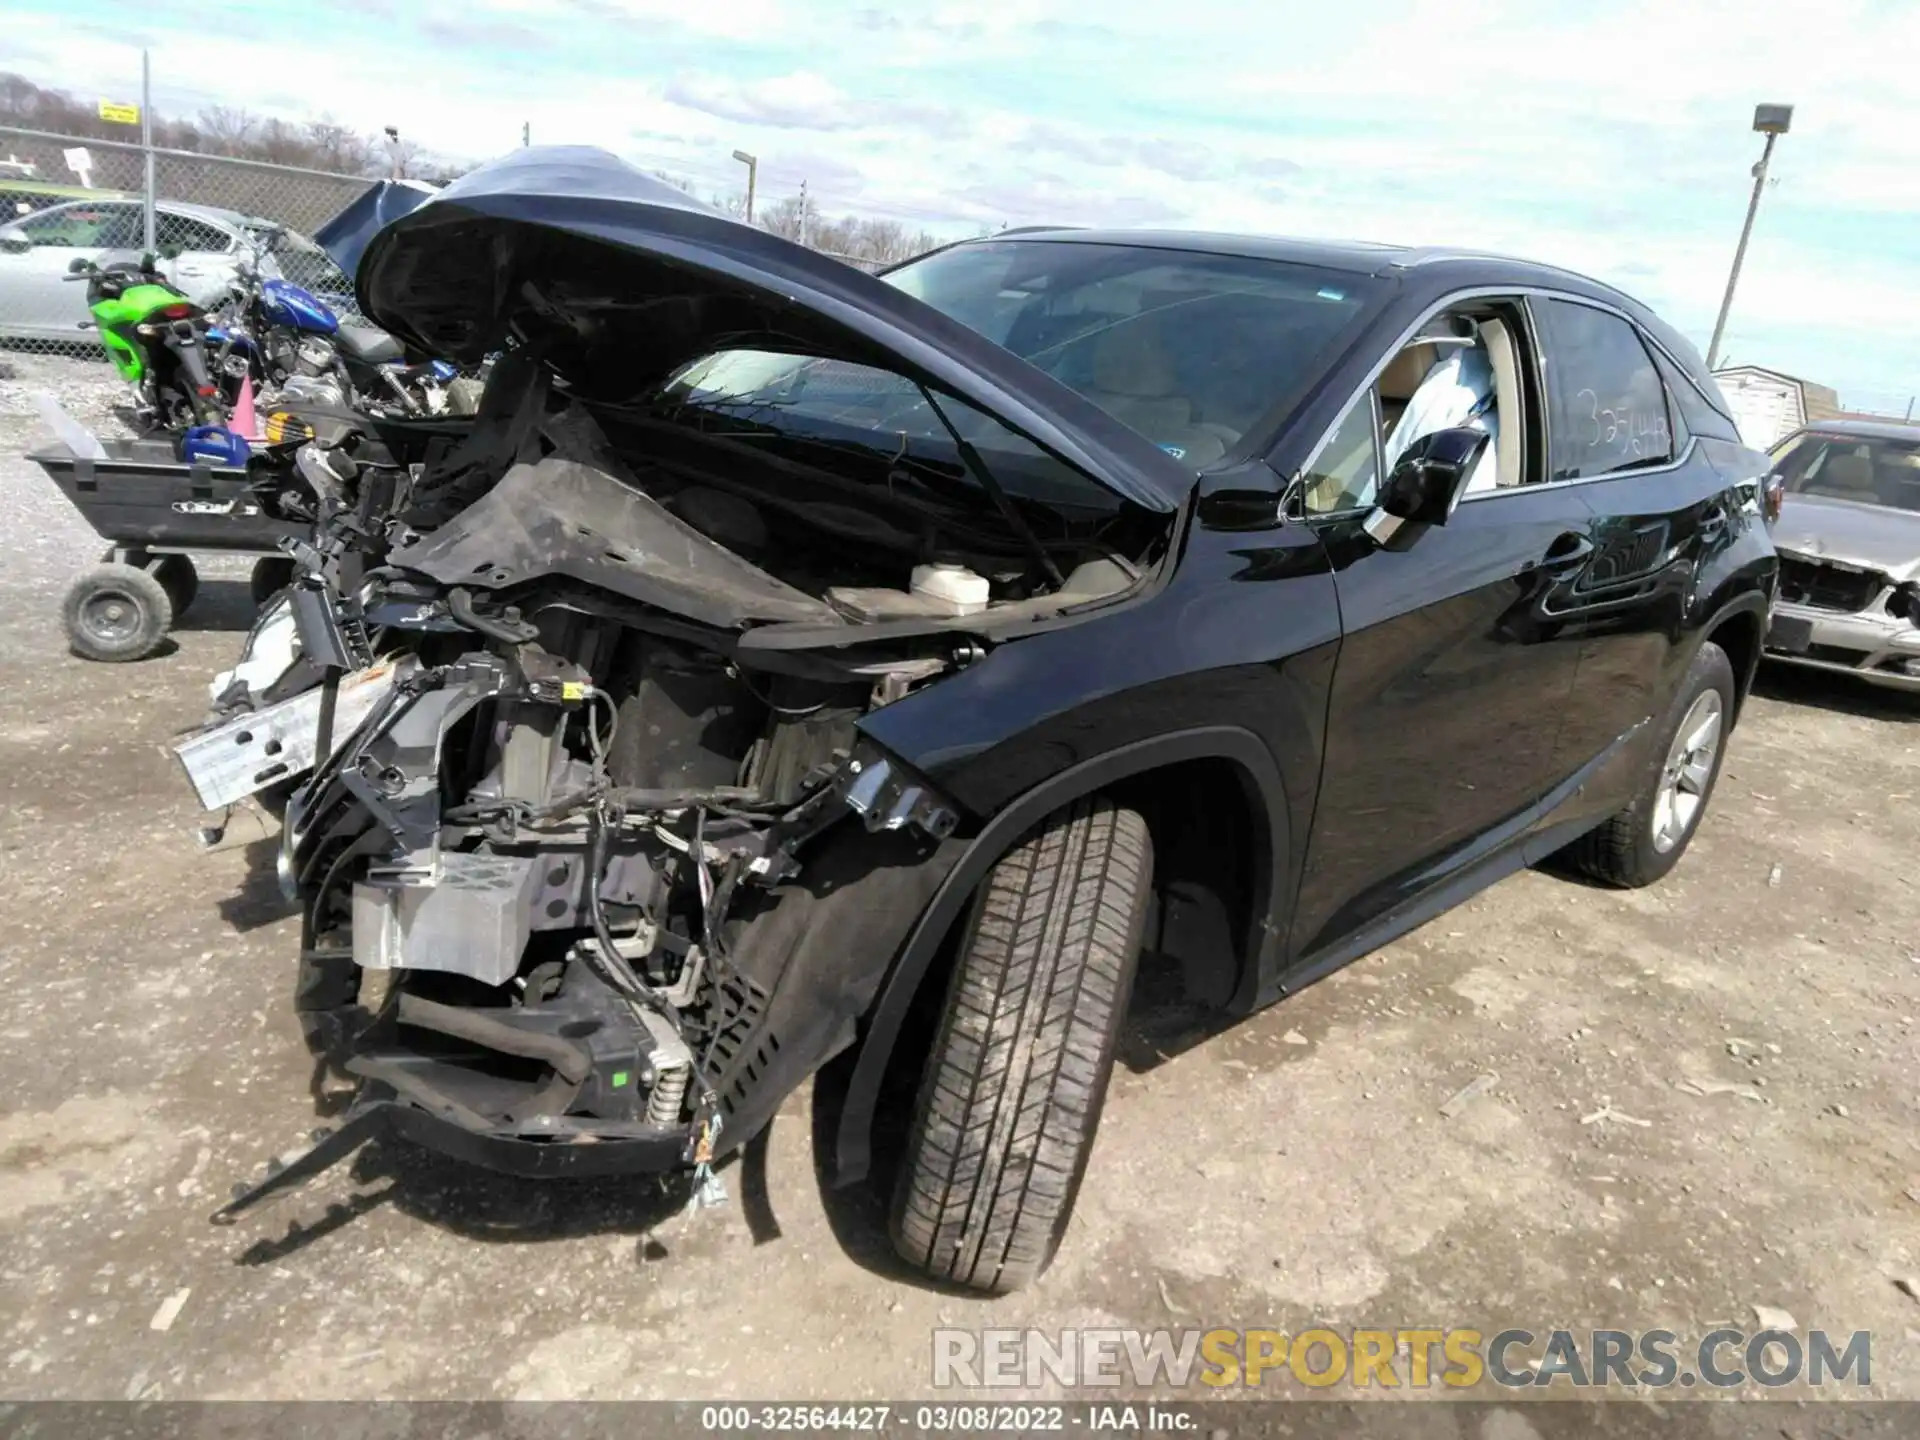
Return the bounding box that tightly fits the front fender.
[829,724,1289,1188]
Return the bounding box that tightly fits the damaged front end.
[214,462,980,1216]
[201,147,1185,1221]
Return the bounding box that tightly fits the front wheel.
[1562,640,1735,887]
[890,795,1153,1293]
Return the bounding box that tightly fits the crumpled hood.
[1773,492,1920,581]
[352,145,1193,514]
[312,178,440,282]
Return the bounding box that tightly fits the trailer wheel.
[250,557,295,607]
[62,563,174,663]
[150,555,198,618]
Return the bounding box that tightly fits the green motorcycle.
[68,254,226,432]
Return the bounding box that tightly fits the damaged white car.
[1763,419,1920,690]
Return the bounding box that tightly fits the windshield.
[669,240,1378,473]
[1773,432,1920,513]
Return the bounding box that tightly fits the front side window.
[15,202,140,249]
[1302,392,1380,514]
[1300,301,1531,514]
[1772,433,1920,511]
[1536,299,1674,479]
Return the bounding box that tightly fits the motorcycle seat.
[335,324,404,366]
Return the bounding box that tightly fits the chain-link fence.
[1,123,370,369]
[0,116,917,419]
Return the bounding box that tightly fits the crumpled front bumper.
[1764,600,1920,691]
[211,1088,695,1226]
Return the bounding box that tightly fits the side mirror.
[1363,426,1489,547]
[0,231,29,255]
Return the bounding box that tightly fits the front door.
[0,200,144,339]
[1289,299,1598,959]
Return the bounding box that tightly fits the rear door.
[153,209,241,308]
[1290,295,1599,959]
[1530,296,1749,825]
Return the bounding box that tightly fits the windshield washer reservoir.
[911,563,990,615]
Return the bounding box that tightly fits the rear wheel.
[149,554,198,618]
[250,556,295,607]
[890,795,1152,1293]
[62,563,174,663]
[1563,640,1735,887]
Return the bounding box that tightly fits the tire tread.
[891,795,1152,1292]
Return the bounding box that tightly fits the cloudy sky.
[11,0,1918,412]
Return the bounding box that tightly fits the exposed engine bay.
[187,341,1171,1215]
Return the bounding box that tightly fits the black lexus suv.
[192,146,1781,1292]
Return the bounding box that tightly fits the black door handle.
[1541,532,1596,575]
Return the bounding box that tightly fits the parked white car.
[0,197,349,343]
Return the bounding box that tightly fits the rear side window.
[1650,348,1740,443]
[1536,299,1674,479]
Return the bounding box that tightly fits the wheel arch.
[1702,592,1767,716]
[831,725,1288,1187]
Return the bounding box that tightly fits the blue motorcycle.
[209,228,479,418]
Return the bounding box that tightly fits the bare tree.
[755,193,934,262]
[759,193,815,244]
[305,117,373,175]
[197,104,259,153]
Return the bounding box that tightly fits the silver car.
[0,197,349,343]
[1762,418,1920,690]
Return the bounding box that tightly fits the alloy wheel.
[1651,690,1723,853]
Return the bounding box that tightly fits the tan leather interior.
[1377,343,1439,432]
[1080,309,1231,467]
[1477,316,1522,489]
[1815,451,1877,497]
[1088,315,1179,399]
[1378,344,1439,401]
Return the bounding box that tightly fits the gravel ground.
[2,355,1918,1411]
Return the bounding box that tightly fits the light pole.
[732,149,757,225]
[1705,103,1793,372]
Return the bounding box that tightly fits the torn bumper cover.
[214,632,964,1220]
